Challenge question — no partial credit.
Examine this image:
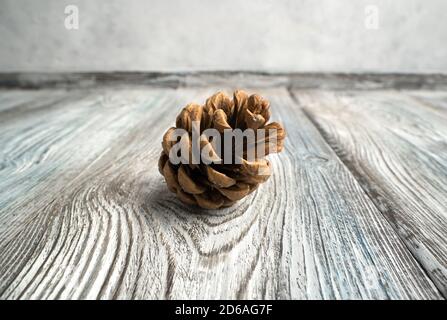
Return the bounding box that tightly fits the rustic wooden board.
[0,88,442,299]
[296,90,447,297]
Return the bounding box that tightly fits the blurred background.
[1,0,446,73]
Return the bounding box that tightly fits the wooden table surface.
[0,74,446,299]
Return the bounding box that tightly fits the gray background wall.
[1,0,446,73]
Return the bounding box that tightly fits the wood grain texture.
[296,90,447,296]
[0,87,442,299]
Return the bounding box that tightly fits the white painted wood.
[0,88,442,299]
[296,90,447,296]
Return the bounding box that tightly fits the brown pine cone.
[158,90,286,209]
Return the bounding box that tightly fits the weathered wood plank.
[296,90,447,297]
[0,90,64,113]
[0,87,195,298]
[0,88,442,299]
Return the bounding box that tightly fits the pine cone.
[158,90,286,209]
